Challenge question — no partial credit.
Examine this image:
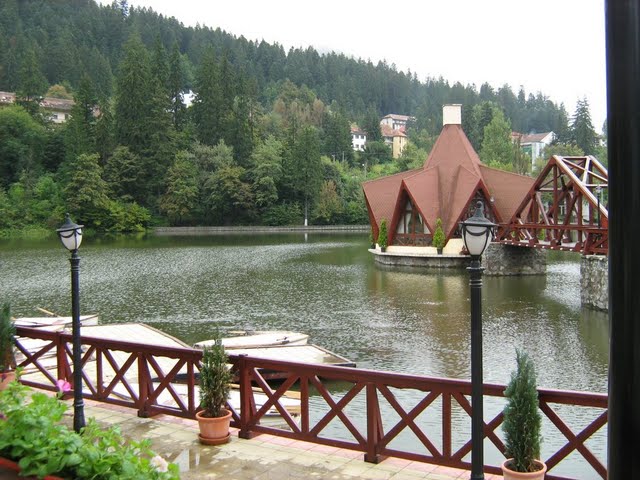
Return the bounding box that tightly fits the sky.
[117,0,607,132]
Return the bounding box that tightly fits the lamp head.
[460,201,496,257]
[56,214,84,252]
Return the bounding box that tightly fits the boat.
[14,314,99,330]
[194,331,309,350]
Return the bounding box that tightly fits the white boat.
[14,314,99,330]
[194,331,309,350]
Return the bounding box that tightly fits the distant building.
[0,91,74,123]
[351,125,367,151]
[380,113,414,131]
[513,131,555,167]
[381,124,408,158]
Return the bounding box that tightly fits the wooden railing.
[14,326,608,479]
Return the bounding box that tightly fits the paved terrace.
[59,397,502,480]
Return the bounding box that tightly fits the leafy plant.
[0,303,15,372]
[368,229,375,247]
[502,349,543,473]
[432,218,445,251]
[0,379,179,479]
[199,335,232,418]
[377,219,388,249]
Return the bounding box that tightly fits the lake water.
[0,233,608,477]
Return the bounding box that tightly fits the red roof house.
[363,105,535,250]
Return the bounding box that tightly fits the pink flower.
[150,455,169,473]
[56,379,72,393]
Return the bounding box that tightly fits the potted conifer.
[501,350,547,479]
[378,219,388,252]
[0,303,16,390]
[196,334,233,445]
[432,218,446,254]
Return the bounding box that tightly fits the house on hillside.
[363,104,535,253]
[0,91,74,123]
[513,131,555,167]
[381,124,408,158]
[380,113,414,131]
[351,125,367,151]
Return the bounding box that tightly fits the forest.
[0,0,605,235]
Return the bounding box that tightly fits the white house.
[351,125,367,151]
[514,131,556,166]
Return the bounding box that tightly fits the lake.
[0,232,608,477]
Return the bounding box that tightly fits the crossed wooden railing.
[14,326,607,479]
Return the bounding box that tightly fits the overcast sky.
[117,0,607,132]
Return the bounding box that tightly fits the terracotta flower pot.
[0,370,15,391]
[501,459,547,480]
[196,408,232,445]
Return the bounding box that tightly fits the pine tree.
[167,42,186,130]
[64,74,98,161]
[192,47,223,146]
[571,98,597,155]
[16,46,47,116]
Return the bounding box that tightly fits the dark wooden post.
[237,354,256,439]
[605,1,640,477]
[365,382,382,463]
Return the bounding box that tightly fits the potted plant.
[369,229,375,249]
[501,349,547,479]
[377,219,388,252]
[196,334,233,445]
[432,218,446,254]
[0,303,16,390]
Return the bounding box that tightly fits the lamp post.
[595,185,602,228]
[460,201,496,480]
[56,214,85,433]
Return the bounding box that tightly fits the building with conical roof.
[363,105,535,253]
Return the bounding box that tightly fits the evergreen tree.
[114,34,154,153]
[362,108,381,142]
[114,34,174,202]
[322,110,354,165]
[479,110,513,168]
[192,47,223,145]
[64,74,98,161]
[250,136,283,212]
[167,42,186,130]
[16,46,47,116]
[160,150,199,225]
[63,153,111,229]
[571,98,597,155]
[103,146,144,203]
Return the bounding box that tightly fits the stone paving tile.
[76,399,469,480]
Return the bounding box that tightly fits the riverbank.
[153,225,370,235]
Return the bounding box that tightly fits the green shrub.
[502,349,542,472]
[432,218,445,250]
[0,303,15,372]
[377,219,388,248]
[199,334,232,418]
[0,380,179,479]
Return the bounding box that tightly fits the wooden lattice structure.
[497,155,608,255]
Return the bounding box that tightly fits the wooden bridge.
[497,155,608,256]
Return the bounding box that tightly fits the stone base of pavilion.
[371,239,470,269]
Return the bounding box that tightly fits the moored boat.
[194,331,309,350]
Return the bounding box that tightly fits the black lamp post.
[460,201,496,480]
[56,214,86,433]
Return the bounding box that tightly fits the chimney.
[443,104,462,126]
